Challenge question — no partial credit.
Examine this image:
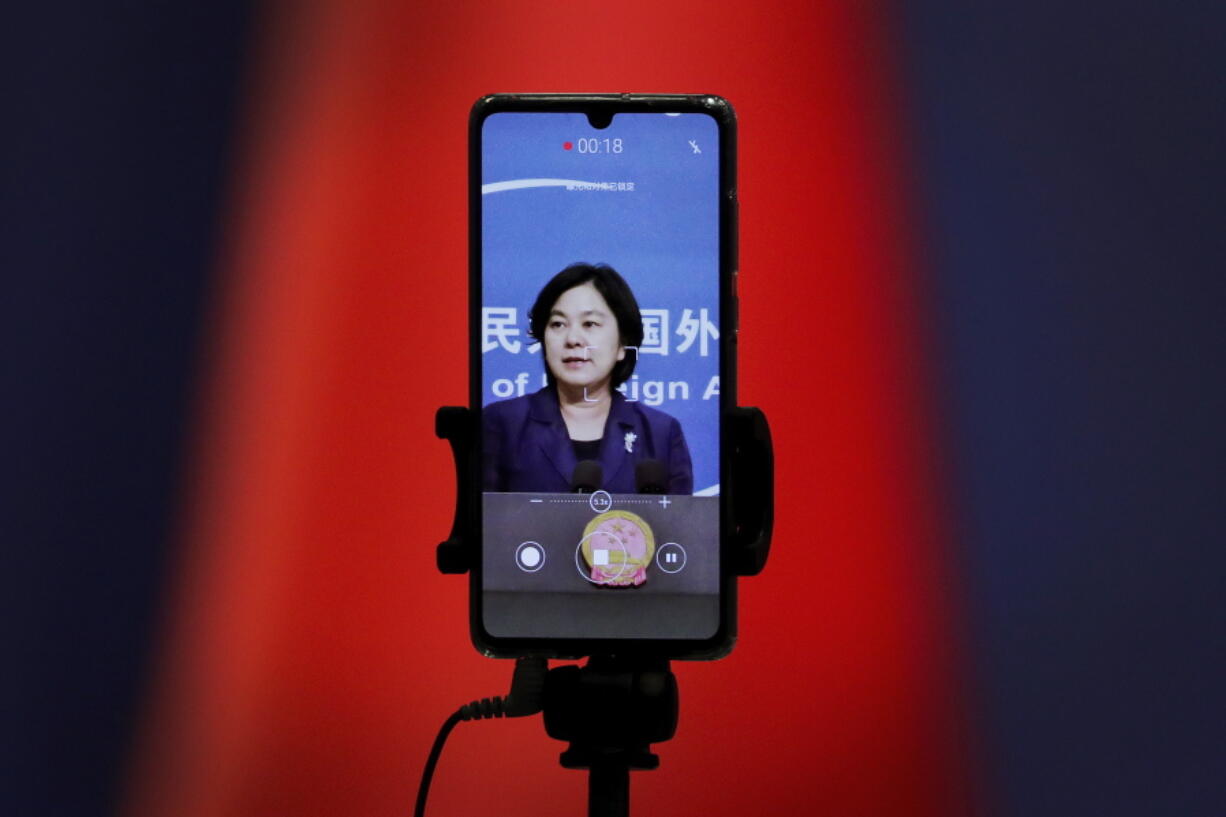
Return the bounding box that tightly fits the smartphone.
[470,94,737,658]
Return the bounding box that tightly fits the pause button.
[655,542,686,574]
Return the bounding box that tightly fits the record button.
[515,541,545,573]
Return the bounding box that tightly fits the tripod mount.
[544,654,676,817]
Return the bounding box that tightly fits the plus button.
[658,496,671,508]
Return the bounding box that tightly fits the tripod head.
[543,655,677,817]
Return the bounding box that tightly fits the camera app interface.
[481,110,721,640]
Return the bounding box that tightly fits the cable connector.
[458,656,548,720]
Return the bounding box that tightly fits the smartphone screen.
[473,96,734,654]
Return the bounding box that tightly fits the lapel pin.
[624,431,637,453]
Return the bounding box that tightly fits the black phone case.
[468,93,738,660]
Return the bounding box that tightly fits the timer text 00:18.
[570,137,624,154]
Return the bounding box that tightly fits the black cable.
[413,658,547,817]
[414,708,463,817]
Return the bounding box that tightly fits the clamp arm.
[435,405,476,574]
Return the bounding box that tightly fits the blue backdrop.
[481,112,722,492]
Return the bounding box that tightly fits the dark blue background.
[894,2,1226,813]
[2,3,254,814]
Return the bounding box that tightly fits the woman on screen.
[483,263,694,494]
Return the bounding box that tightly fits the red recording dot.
[563,141,573,150]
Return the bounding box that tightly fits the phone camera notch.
[585,110,614,129]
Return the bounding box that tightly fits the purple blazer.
[483,387,693,494]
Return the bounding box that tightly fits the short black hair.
[529,263,644,389]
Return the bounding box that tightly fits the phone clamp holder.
[435,404,772,576]
[434,403,772,816]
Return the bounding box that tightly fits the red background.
[126,2,972,815]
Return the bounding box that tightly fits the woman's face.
[543,282,625,396]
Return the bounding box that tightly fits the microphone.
[571,460,603,494]
[635,459,668,494]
